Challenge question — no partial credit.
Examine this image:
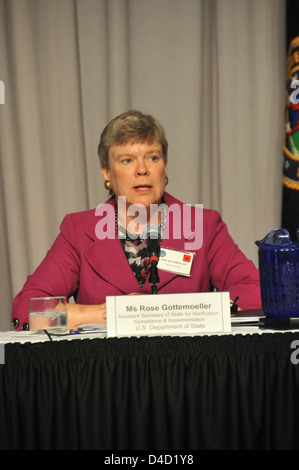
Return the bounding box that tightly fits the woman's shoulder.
[164,192,221,221]
[59,197,116,241]
[61,208,97,227]
[62,197,115,225]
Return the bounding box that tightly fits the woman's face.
[101,139,167,213]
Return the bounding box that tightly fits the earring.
[165,176,169,185]
[104,180,111,190]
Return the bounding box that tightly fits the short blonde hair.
[98,110,168,167]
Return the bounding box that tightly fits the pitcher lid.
[255,228,291,247]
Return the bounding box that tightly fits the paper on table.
[76,324,107,332]
[231,309,264,326]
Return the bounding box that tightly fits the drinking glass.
[29,296,67,333]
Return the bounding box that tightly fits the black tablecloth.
[1,333,299,450]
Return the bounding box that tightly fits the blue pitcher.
[256,228,299,318]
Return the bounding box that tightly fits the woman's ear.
[101,166,109,181]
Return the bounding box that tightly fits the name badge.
[158,248,194,276]
[107,292,231,337]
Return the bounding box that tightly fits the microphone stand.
[145,225,161,295]
[149,254,160,295]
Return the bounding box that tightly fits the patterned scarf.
[117,200,167,287]
[120,237,151,287]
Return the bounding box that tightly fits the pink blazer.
[12,193,261,329]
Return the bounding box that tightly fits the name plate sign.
[106,292,231,337]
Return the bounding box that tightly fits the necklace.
[115,198,167,240]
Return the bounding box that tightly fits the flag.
[282,0,299,241]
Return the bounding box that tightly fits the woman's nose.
[136,159,148,175]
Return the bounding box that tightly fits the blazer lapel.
[85,236,142,294]
[85,228,182,294]
[157,192,200,288]
[157,232,188,288]
[83,193,197,294]
[84,198,142,294]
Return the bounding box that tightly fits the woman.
[12,110,261,331]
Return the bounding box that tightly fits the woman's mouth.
[133,185,152,193]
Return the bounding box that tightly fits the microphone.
[142,224,161,294]
[144,224,161,262]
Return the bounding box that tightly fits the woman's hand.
[66,293,144,330]
[66,303,107,330]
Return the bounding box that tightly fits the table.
[1,328,299,450]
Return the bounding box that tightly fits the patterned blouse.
[117,200,166,287]
[120,235,151,287]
